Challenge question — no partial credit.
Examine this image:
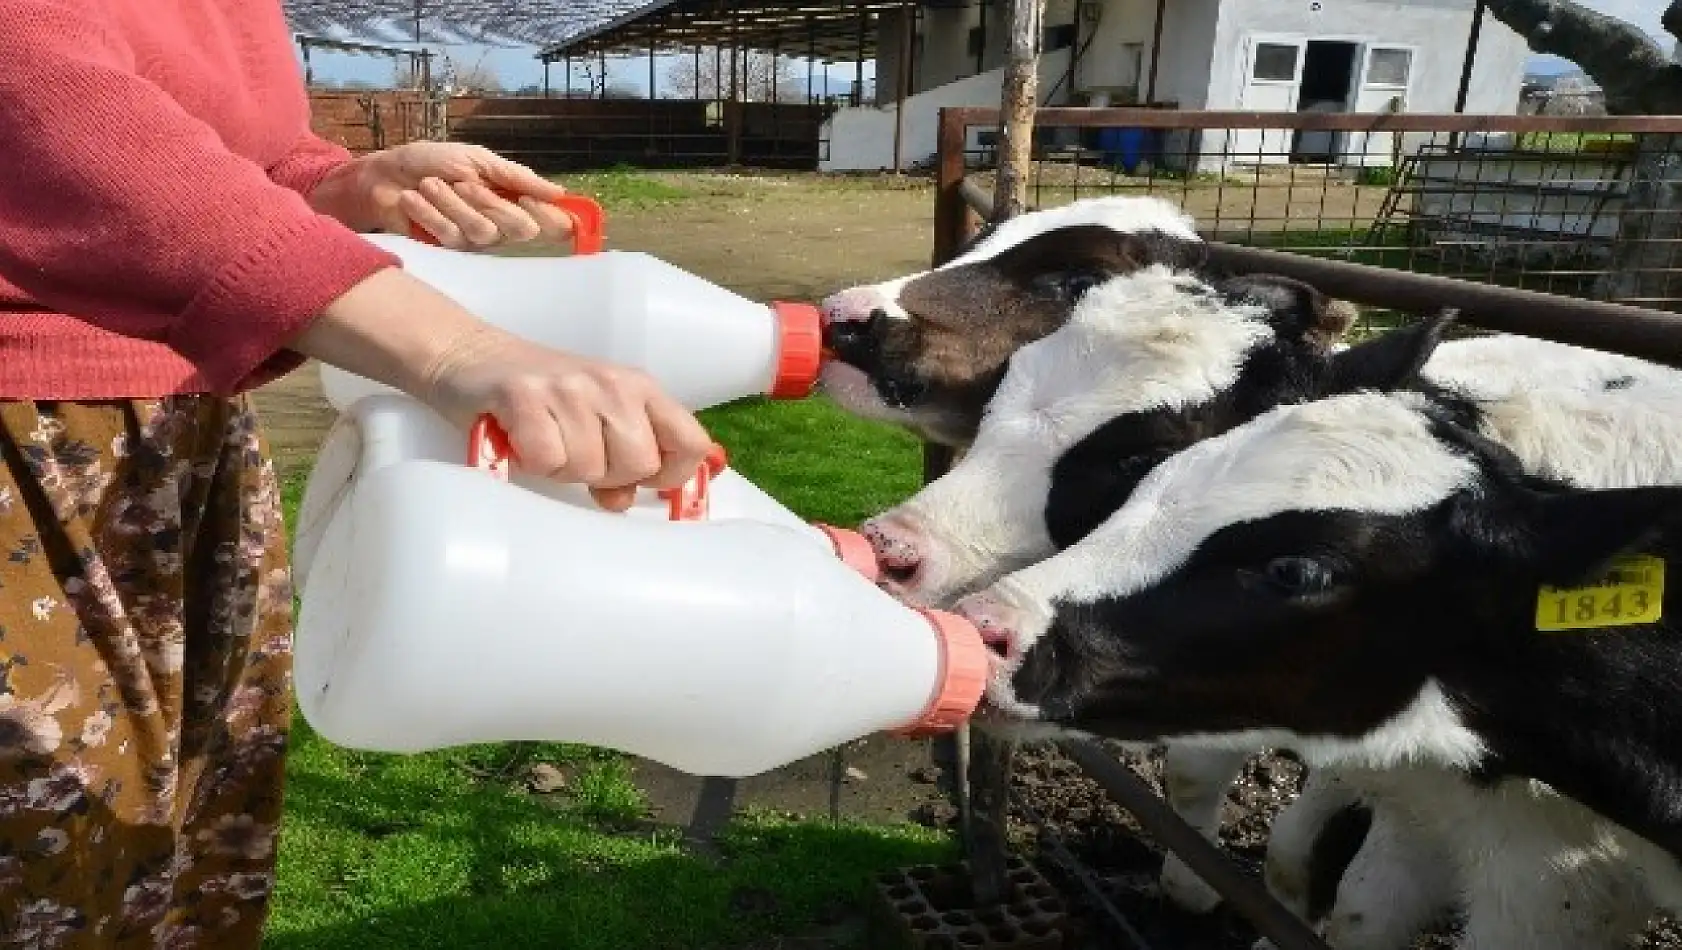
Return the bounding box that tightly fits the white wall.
[1156,0,1225,108]
[820,47,1074,172]
[1203,0,1529,114]
[1076,0,1157,97]
[918,3,980,92]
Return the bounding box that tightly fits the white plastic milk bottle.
[291,418,990,778]
[291,395,878,594]
[319,194,824,413]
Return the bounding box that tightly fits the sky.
[294,0,1672,90]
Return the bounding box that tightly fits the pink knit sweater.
[0,0,402,398]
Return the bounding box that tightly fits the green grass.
[564,166,694,209]
[268,396,944,949]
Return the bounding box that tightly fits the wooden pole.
[959,0,1048,909]
[993,0,1045,219]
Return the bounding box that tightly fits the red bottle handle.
[468,414,723,523]
[656,443,729,522]
[467,415,516,482]
[410,191,604,255]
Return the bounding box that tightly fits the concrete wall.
[1203,0,1528,114]
[1075,0,1157,99]
[918,3,981,92]
[820,47,1074,171]
[1155,0,1224,108]
[876,7,911,107]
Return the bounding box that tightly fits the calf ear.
[1472,485,1682,586]
[1320,309,1456,396]
[1305,291,1358,348]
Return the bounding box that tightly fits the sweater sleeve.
[0,2,401,395]
[268,130,358,201]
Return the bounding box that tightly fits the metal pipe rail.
[952,173,1682,367]
[1060,740,1330,950]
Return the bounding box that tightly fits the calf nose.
[860,515,926,593]
[821,310,883,366]
[820,287,884,326]
[952,592,1021,662]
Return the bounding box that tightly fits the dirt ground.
[256,171,1677,949]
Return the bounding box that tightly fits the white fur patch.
[1171,681,1486,774]
[943,195,1201,270]
[996,392,1476,609]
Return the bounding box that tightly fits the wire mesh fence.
[937,108,1682,337]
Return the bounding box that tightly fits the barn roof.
[280,0,914,63]
[281,1,627,47]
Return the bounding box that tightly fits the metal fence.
[936,108,1682,335]
[927,106,1682,950]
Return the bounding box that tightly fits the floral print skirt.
[0,397,294,949]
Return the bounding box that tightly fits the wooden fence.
[308,92,829,171]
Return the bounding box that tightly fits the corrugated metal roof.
[280,0,653,47]
[281,0,897,61]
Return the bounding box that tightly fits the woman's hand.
[291,268,713,512]
[420,325,714,512]
[310,142,576,250]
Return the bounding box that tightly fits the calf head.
[956,389,1682,780]
[859,261,1401,609]
[819,196,1206,447]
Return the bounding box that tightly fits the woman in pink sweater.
[0,2,712,946]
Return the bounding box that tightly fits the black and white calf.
[817,195,1682,947]
[821,195,1368,919]
[820,195,1213,449]
[958,385,1682,949]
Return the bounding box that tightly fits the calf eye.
[1263,557,1337,596]
[1061,272,1104,299]
[1031,270,1106,302]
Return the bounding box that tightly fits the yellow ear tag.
[1536,554,1665,633]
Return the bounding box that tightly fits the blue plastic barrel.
[1098,127,1155,174]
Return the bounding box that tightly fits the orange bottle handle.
[468,413,723,523]
[656,443,729,522]
[410,191,605,256]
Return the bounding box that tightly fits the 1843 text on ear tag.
[1536,554,1665,633]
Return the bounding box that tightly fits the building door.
[1291,40,1360,163]
[1345,44,1415,165]
[1233,34,1305,164]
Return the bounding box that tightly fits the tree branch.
[1483,0,1682,113]
[1663,0,1682,45]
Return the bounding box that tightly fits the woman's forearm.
[286,266,499,402]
